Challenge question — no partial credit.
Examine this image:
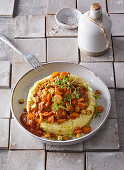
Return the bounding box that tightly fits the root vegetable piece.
[28,113,35,120]
[54,94,62,103]
[60,72,68,79]
[47,93,52,102]
[82,126,91,134]
[19,98,24,104]
[52,72,60,78]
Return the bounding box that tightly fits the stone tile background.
[0,0,124,169]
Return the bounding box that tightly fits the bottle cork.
[92,3,100,11]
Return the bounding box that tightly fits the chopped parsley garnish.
[54,103,61,111]
[52,97,54,102]
[46,86,50,89]
[75,93,81,99]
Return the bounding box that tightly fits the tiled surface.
[80,48,113,62]
[113,37,124,61]
[108,0,124,13]
[8,150,45,170]
[84,119,119,150]
[86,152,124,170]
[47,0,76,14]
[46,15,77,37]
[46,152,85,170]
[0,0,15,17]
[114,62,124,88]
[109,89,117,119]
[0,61,10,88]
[0,0,124,169]
[110,14,124,36]
[13,38,46,63]
[0,119,9,148]
[0,151,8,170]
[80,62,115,87]
[77,0,106,13]
[116,90,124,150]
[12,62,31,87]
[0,89,11,118]
[15,15,45,38]
[46,142,83,151]
[47,38,78,63]
[14,0,48,16]
[10,119,45,149]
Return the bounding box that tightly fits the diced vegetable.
[82,126,91,134]
[76,133,82,138]
[54,94,63,103]
[28,113,35,120]
[31,103,37,109]
[19,98,24,104]
[52,72,60,78]
[60,72,68,79]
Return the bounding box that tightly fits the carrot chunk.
[60,72,68,79]
[28,113,35,120]
[82,126,91,134]
[52,72,60,78]
[54,94,63,103]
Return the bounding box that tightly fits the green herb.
[84,85,88,90]
[48,91,51,94]
[58,138,63,141]
[52,97,54,102]
[69,134,73,138]
[75,93,81,99]
[94,111,100,118]
[46,86,50,89]
[68,103,71,107]
[54,103,61,111]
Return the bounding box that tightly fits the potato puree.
[27,74,95,135]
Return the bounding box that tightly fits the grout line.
[84,152,86,170]
[45,151,47,170]
[76,0,77,9]
[106,0,109,13]
[8,118,11,150]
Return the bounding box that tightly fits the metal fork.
[0,33,42,71]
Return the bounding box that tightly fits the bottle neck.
[89,6,102,20]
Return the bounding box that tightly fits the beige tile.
[47,38,78,63]
[110,14,124,36]
[108,0,124,13]
[8,150,45,170]
[47,0,76,14]
[10,119,45,149]
[0,151,8,170]
[0,119,9,148]
[116,90,124,150]
[46,142,83,151]
[15,15,45,38]
[46,15,77,37]
[113,37,124,61]
[86,152,124,170]
[109,89,117,119]
[12,62,31,88]
[84,119,119,150]
[47,152,85,170]
[13,39,46,63]
[80,48,113,62]
[0,89,11,118]
[14,0,48,16]
[77,0,106,13]
[114,62,124,88]
[0,0,15,17]
[80,62,115,87]
[0,61,10,88]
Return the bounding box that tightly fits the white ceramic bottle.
[78,3,112,56]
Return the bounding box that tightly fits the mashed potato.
[27,74,95,135]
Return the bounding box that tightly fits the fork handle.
[0,33,24,56]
